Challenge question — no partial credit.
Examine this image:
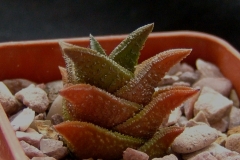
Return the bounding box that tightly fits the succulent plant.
[54,23,199,159]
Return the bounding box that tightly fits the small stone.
[31,157,56,160]
[172,81,190,87]
[194,87,233,124]
[228,106,240,129]
[45,80,63,104]
[180,63,195,73]
[15,84,49,113]
[183,91,200,120]
[45,146,68,160]
[152,154,178,160]
[160,75,179,85]
[176,116,188,127]
[210,117,229,132]
[162,105,182,126]
[229,89,240,108]
[171,124,218,154]
[3,78,35,94]
[185,120,207,128]
[46,95,63,120]
[36,83,46,90]
[225,134,240,153]
[40,139,63,153]
[10,107,35,131]
[179,71,199,84]
[16,131,43,148]
[182,143,240,160]
[196,59,224,78]
[167,63,181,75]
[215,151,240,160]
[25,128,39,134]
[192,111,209,125]
[51,114,64,125]
[123,148,149,160]
[187,151,217,160]
[0,82,22,115]
[20,140,47,158]
[193,77,232,97]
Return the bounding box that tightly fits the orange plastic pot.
[0,31,239,160]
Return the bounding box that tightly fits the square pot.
[0,31,239,160]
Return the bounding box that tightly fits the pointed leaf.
[138,126,184,159]
[54,121,144,160]
[62,99,74,121]
[115,49,192,105]
[114,86,199,138]
[89,34,107,55]
[58,66,68,85]
[59,41,134,93]
[60,44,79,84]
[153,85,196,98]
[59,84,142,128]
[109,23,154,72]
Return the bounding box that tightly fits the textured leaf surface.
[115,49,192,105]
[60,47,79,84]
[60,84,142,128]
[153,85,196,98]
[54,121,144,160]
[90,34,107,55]
[58,66,68,85]
[114,86,199,138]
[109,23,154,72]
[138,126,184,159]
[59,41,133,93]
[62,99,75,121]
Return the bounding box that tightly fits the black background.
[1,0,239,51]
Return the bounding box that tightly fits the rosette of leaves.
[54,23,199,160]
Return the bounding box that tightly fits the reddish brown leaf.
[115,49,192,105]
[138,126,184,159]
[59,84,142,128]
[114,87,199,138]
[54,121,144,160]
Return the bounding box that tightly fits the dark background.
[1,0,240,51]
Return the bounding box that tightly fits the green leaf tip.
[138,126,184,159]
[89,34,107,55]
[109,23,154,72]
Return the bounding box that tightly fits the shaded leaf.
[109,23,154,72]
[60,84,142,128]
[90,34,107,55]
[59,41,134,93]
[58,66,68,85]
[114,86,199,138]
[138,126,184,159]
[115,49,192,105]
[62,99,74,121]
[54,121,144,160]
[60,47,79,84]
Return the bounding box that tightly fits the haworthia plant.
[55,23,199,159]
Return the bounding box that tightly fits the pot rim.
[0,30,239,59]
